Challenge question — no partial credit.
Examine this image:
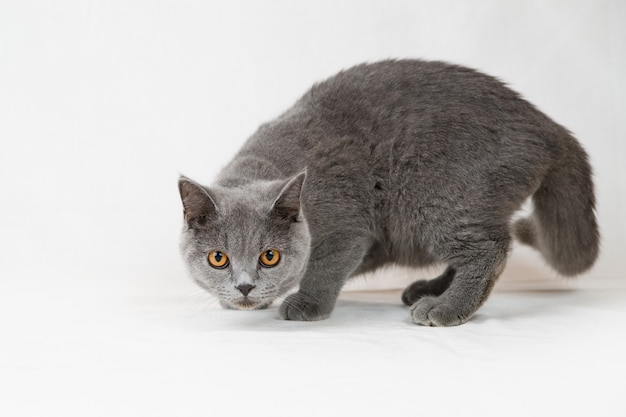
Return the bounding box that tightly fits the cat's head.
[178,172,310,310]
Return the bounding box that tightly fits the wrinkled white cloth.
[2,282,624,417]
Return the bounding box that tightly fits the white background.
[1,0,625,293]
[1,1,625,416]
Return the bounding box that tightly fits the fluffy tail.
[513,138,599,276]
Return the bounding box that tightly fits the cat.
[178,59,599,326]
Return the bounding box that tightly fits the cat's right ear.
[178,176,218,227]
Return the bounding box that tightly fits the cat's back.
[225,59,558,190]
[307,59,503,102]
[301,59,526,129]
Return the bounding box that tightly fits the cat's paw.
[409,296,467,327]
[279,292,332,321]
[401,280,432,306]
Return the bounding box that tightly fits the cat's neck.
[216,155,285,188]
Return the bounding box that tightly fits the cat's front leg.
[279,292,335,321]
[279,236,369,321]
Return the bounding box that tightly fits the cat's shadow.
[182,288,586,332]
[180,289,578,333]
[181,294,407,332]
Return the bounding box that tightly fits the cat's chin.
[220,298,272,311]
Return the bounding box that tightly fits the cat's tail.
[513,136,599,276]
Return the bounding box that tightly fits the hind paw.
[410,296,467,327]
[401,280,432,305]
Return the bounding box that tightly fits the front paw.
[279,292,332,321]
[410,296,467,327]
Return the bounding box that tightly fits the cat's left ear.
[178,176,218,227]
[271,171,307,222]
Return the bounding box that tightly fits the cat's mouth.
[230,297,271,310]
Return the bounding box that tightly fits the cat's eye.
[207,250,229,269]
[259,249,280,268]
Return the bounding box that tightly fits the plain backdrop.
[1,0,625,294]
[1,2,626,415]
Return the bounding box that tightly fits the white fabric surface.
[2,280,625,417]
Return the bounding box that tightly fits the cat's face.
[178,173,310,310]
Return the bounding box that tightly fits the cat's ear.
[178,176,218,227]
[271,171,306,222]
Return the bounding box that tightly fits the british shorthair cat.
[178,59,599,326]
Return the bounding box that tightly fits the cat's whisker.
[178,288,222,313]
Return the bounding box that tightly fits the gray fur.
[178,59,599,326]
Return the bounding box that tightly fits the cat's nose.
[236,283,255,296]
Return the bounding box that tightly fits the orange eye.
[207,250,229,269]
[259,249,280,268]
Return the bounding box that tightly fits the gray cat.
[178,59,599,326]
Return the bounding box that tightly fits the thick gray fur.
[179,59,599,326]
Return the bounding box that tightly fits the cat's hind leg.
[401,266,455,306]
[409,231,510,326]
